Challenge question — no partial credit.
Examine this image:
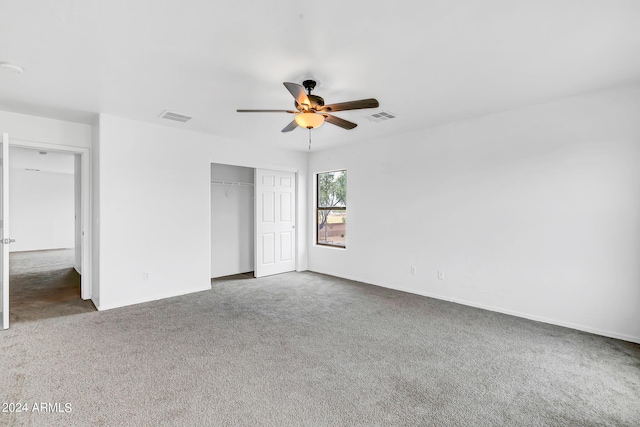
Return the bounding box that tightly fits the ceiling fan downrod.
[302,79,317,95]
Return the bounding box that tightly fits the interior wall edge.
[95,284,212,312]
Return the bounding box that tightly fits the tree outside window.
[317,170,346,247]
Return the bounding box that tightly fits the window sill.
[315,243,347,250]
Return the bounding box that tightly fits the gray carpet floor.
[1,268,639,426]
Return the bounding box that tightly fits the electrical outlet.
[410,266,417,276]
[438,270,444,280]
[143,272,150,281]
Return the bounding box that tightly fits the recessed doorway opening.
[8,147,94,322]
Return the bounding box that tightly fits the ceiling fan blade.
[283,82,311,109]
[236,109,297,113]
[322,114,357,130]
[281,120,298,133]
[319,98,379,113]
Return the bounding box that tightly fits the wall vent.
[160,111,192,123]
[366,111,397,122]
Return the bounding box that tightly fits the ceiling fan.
[237,80,379,132]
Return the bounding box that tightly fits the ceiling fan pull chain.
[308,128,312,150]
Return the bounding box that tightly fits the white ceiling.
[1,1,639,152]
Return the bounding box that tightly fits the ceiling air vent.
[365,111,397,123]
[160,111,192,123]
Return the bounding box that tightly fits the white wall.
[211,164,254,278]
[9,168,74,252]
[96,114,307,310]
[0,110,92,149]
[308,83,640,343]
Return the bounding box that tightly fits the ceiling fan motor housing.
[296,94,324,111]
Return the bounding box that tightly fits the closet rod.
[211,180,254,197]
[210,180,254,186]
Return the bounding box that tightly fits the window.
[317,170,346,248]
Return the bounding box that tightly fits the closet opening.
[210,163,255,279]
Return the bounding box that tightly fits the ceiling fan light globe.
[295,113,324,129]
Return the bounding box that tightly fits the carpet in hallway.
[9,249,95,323]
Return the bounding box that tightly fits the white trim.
[2,133,10,329]
[208,165,212,284]
[308,269,640,344]
[9,138,92,300]
[314,244,347,251]
[95,284,212,311]
[9,138,88,153]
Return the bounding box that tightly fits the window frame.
[316,169,347,249]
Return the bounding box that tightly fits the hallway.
[10,249,95,323]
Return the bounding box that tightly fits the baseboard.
[95,284,212,311]
[308,269,640,344]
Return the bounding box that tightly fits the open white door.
[255,169,296,278]
[1,133,10,329]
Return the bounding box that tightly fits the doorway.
[8,147,94,321]
[210,163,255,278]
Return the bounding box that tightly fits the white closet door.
[254,169,296,277]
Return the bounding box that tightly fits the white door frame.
[10,138,92,300]
[2,133,9,329]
